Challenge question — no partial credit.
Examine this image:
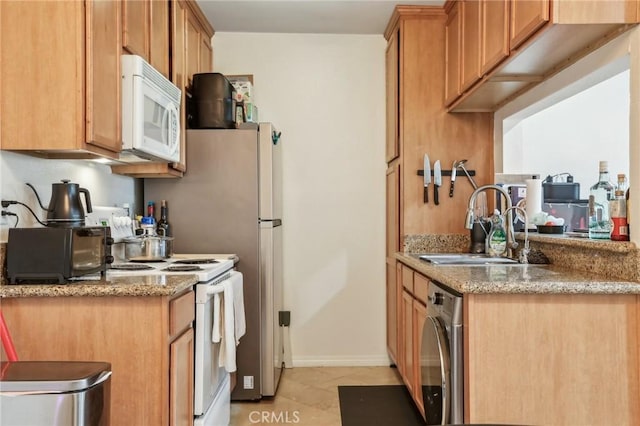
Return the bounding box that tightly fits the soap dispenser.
[486,210,507,257]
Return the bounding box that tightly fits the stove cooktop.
[108,254,235,282]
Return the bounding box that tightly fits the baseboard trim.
[291,355,392,368]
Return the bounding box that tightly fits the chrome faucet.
[464,184,515,258]
[503,205,530,264]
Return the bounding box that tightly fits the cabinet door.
[412,300,428,418]
[510,0,550,50]
[171,0,188,172]
[186,11,201,88]
[200,34,213,72]
[481,0,509,75]
[444,2,461,106]
[86,0,121,153]
[150,0,170,78]
[386,259,398,364]
[461,0,481,92]
[385,30,399,163]
[401,290,414,395]
[386,163,400,258]
[170,327,194,426]
[122,0,148,58]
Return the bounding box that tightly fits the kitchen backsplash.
[0,151,142,242]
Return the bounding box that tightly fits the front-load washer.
[419,281,463,425]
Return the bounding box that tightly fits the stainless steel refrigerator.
[144,122,284,400]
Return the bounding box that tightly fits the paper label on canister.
[610,199,627,218]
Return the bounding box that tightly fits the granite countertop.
[396,253,640,295]
[0,274,199,298]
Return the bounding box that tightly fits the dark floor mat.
[338,385,425,426]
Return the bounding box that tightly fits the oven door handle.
[206,285,225,296]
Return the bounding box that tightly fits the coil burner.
[109,264,154,271]
[174,259,219,265]
[163,265,203,272]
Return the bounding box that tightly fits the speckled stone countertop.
[0,274,198,298]
[396,253,640,295]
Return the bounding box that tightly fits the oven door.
[420,314,451,425]
[194,273,232,416]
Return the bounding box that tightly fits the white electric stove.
[107,253,236,282]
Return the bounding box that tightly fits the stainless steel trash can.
[0,361,111,426]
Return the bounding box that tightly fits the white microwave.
[121,55,181,163]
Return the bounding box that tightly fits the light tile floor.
[230,366,403,426]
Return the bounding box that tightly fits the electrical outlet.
[243,376,254,389]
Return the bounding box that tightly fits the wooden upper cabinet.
[150,0,170,78]
[170,0,188,173]
[461,0,481,92]
[386,163,400,258]
[444,2,461,105]
[481,0,509,75]
[186,12,201,88]
[510,0,550,50]
[385,30,399,163]
[1,0,121,157]
[122,0,148,58]
[122,0,170,78]
[201,35,213,72]
[87,0,122,154]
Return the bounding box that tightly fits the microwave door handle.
[164,102,180,156]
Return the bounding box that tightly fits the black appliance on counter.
[188,73,237,129]
[541,173,589,232]
[7,227,114,284]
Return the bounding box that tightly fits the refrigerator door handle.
[259,219,282,226]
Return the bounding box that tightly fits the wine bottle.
[157,200,170,237]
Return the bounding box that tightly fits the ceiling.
[196,1,445,35]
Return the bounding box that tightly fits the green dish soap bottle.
[486,210,507,257]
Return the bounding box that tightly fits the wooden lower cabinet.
[465,292,640,425]
[400,290,415,395]
[397,264,430,419]
[396,260,640,425]
[170,327,195,426]
[1,290,196,426]
[385,259,399,364]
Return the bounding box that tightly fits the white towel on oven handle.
[212,272,246,372]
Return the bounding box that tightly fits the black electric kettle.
[27,180,93,227]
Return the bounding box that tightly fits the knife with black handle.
[434,160,441,206]
[423,154,431,203]
[449,160,457,197]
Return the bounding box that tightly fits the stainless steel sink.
[419,253,519,265]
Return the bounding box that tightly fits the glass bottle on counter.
[610,174,629,241]
[147,201,156,223]
[588,161,614,239]
[157,200,170,237]
[486,210,507,257]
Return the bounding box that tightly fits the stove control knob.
[105,255,115,264]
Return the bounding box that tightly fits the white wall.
[0,151,138,241]
[213,32,387,366]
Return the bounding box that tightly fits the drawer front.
[170,290,195,338]
[401,265,414,293]
[414,273,430,304]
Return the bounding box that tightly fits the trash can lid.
[0,361,111,393]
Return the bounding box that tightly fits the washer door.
[420,315,451,425]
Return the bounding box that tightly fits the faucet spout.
[465,184,515,257]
